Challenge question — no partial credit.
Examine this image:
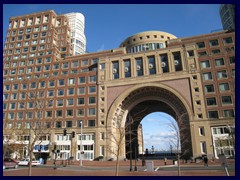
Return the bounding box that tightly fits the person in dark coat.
[203,156,208,167]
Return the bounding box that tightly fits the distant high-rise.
[220,4,235,30]
[64,12,86,55]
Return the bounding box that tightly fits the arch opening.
[107,85,193,160]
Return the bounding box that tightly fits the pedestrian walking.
[203,156,208,167]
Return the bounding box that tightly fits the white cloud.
[97,44,105,52]
[141,112,180,151]
[144,117,155,122]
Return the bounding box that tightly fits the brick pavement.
[3,159,235,176]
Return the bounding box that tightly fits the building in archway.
[3,10,235,162]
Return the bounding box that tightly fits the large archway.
[106,84,193,160]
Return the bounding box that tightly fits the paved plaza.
[3,159,235,176]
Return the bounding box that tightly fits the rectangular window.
[79,77,86,84]
[8,113,15,120]
[160,54,169,73]
[89,97,96,104]
[209,39,219,46]
[100,63,105,70]
[63,62,69,68]
[27,112,33,119]
[208,111,219,119]
[18,112,23,119]
[136,57,143,76]
[77,109,84,116]
[68,88,74,95]
[66,110,73,116]
[199,127,205,136]
[173,52,182,71]
[206,97,217,106]
[76,120,83,128]
[49,80,55,87]
[200,141,207,154]
[232,69,235,78]
[211,49,221,54]
[56,110,63,117]
[57,100,64,106]
[89,86,96,93]
[89,75,96,83]
[45,57,51,63]
[187,50,194,57]
[223,37,233,44]
[59,79,65,86]
[124,60,131,78]
[81,60,88,66]
[54,64,59,69]
[46,111,52,118]
[58,89,64,96]
[56,121,62,128]
[88,108,96,116]
[204,84,215,93]
[78,98,85,105]
[112,61,119,79]
[202,72,212,81]
[72,61,78,67]
[67,99,74,106]
[48,90,54,97]
[10,103,16,109]
[219,83,230,91]
[221,96,232,105]
[200,60,210,68]
[78,87,85,94]
[216,70,227,79]
[68,78,75,85]
[196,42,205,48]
[66,121,72,128]
[100,132,105,140]
[215,58,225,67]
[88,120,95,127]
[148,56,156,75]
[223,109,234,118]
[99,146,105,156]
[229,56,235,64]
[4,94,9,100]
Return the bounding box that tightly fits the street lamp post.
[134,145,137,171]
[80,121,83,166]
[129,116,133,171]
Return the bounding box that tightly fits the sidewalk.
[46,158,235,168]
[4,159,234,176]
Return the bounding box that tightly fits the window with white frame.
[215,58,225,67]
[199,127,205,136]
[219,83,230,91]
[68,78,75,85]
[202,72,212,81]
[200,141,207,154]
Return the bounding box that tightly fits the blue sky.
[3,4,222,52]
[3,4,222,151]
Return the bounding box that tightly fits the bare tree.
[106,113,136,176]
[3,119,22,160]
[23,78,55,176]
[106,108,148,176]
[165,112,191,176]
[3,78,55,176]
